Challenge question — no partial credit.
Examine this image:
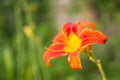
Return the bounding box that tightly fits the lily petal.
[80,29,108,47]
[68,52,82,69]
[44,43,67,66]
[78,20,96,33]
[53,33,65,42]
[63,23,78,36]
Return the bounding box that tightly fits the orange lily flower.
[43,20,108,69]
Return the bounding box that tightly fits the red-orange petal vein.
[80,29,108,47]
[44,43,67,66]
[63,23,78,36]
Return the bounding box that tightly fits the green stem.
[88,54,107,80]
[14,0,24,79]
[20,0,33,25]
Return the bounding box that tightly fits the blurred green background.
[0,0,120,80]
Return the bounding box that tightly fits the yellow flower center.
[63,33,81,53]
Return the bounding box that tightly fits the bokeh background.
[0,0,120,80]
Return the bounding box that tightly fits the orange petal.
[80,29,108,47]
[63,23,78,36]
[68,52,82,70]
[43,43,67,66]
[78,20,96,33]
[53,33,65,42]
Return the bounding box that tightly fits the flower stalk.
[86,46,107,80]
